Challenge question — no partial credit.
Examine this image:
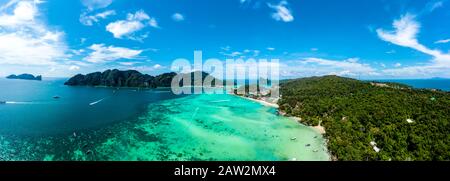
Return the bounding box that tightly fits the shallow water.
[0,79,329,161]
[92,94,330,161]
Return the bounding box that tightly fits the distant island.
[430,77,449,80]
[6,74,42,81]
[65,69,216,88]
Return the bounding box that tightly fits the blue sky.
[0,0,449,79]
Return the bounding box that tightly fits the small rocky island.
[6,74,42,81]
[65,69,216,88]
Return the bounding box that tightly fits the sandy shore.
[313,125,326,135]
[233,94,326,135]
[237,95,279,108]
[286,115,326,135]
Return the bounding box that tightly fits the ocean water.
[0,78,183,135]
[375,79,450,91]
[0,78,329,161]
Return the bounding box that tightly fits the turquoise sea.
[0,78,329,161]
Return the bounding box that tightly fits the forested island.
[278,75,450,161]
[65,69,214,88]
[6,74,42,81]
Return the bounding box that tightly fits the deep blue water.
[0,78,183,136]
[374,79,450,91]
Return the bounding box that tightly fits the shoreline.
[232,94,326,135]
[232,94,332,160]
[237,95,279,108]
[286,115,326,135]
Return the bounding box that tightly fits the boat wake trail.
[89,98,106,106]
[4,101,37,105]
[191,107,199,120]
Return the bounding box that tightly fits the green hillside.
[278,75,450,161]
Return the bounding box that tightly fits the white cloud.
[223,57,378,78]
[267,1,294,22]
[220,51,242,57]
[153,64,162,69]
[382,64,450,78]
[106,10,157,39]
[172,13,184,22]
[0,0,37,27]
[230,51,242,57]
[267,47,275,51]
[83,44,143,63]
[148,18,158,28]
[426,1,444,12]
[253,50,260,56]
[386,50,396,54]
[220,47,261,58]
[69,65,80,71]
[376,13,450,77]
[0,0,68,66]
[376,14,421,50]
[66,60,90,67]
[221,46,231,51]
[80,10,115,26]
[81,0,112,10]
[118,61,142,66]
[376,14,450,63]
[435,39,450,44]
[299,57,378,77]
[113,64,166,74]
[394,63,402,67]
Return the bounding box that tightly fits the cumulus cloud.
[83,44,143,63]
[106,10,157,39]
[81,0,113,10]
[172,13,184,22]
[267,1,294,22]
[376,13,450,77]
[80,10,115,26]
[0,0,68,66]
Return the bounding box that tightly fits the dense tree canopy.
[278,75,450,161]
